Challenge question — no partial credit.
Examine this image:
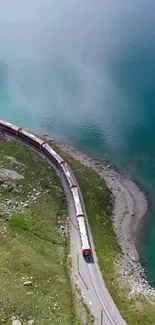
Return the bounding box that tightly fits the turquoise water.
[1,0,155,284]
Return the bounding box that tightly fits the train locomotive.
[0,119,92,256]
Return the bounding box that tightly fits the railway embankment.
[40,133,155,325]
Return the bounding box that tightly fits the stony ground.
[0,137,81,325]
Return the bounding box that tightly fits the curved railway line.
[0,119,127,325]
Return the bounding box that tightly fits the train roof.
[77,217,90,248]
[61,163,71,177]
[74,195,80,205]
[20,129,45,145]
[62,163,77,187]
[72,188,80,204]
[71,186,79,195]
[42,143,64,164]
[77,217,87,236]
[0,119,20,131]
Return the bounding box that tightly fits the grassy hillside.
[0,137,82,325]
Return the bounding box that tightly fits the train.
[0,119,92,256]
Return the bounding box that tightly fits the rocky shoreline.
[32,129,155,299]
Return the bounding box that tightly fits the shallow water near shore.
[1,0,155,286]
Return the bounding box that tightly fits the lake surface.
[1,0,155,284]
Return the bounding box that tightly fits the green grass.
[0,138,82,325]
[9,214,28,231]
[47,139,155,325]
